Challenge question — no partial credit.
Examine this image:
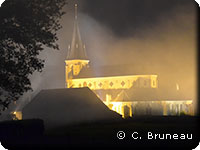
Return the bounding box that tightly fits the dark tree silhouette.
[0,0,66,113]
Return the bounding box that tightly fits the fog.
[13,2,197,114]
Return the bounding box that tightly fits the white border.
[193,0,200,148]
[0,0,199,150]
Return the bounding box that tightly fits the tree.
[0,0,66,113]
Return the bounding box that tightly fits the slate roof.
[113,87,192,102]
[22,88,121,129]
[66,4,88,60]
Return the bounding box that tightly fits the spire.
[75,3,78,20]
[67,4,88,60]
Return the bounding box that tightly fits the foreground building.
[65,4,193,118]
[22,88,121,129]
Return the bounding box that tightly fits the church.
[65,4,194,118]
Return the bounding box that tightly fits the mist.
[79,4,197,112]
[12,1,197,114]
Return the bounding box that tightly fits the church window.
[110,82,114,87]
[93,82,96,88]
[88,83,92,87]
[83,82,87,87]
[98,82,103,87]
[153,80,156,86]
[132,81,136,87]
[121,81,125,87]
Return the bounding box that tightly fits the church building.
[65,4,194,118]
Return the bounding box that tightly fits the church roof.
[67,4,88,60]
[22,88,121,129]
[113,87,192,102]
[114,90,130,102]
[73,64,157,79]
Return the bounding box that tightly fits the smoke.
[77,4,197,113]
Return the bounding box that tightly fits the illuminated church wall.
[65,60,89,77]
[63,4,194,118]
[110,100,193,118]
[69,75,158,90]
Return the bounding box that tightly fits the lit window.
[153,80,156,86]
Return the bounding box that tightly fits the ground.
[0,116,199,149]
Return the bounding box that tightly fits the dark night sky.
[41,0,197,89]
[79,0,195,37]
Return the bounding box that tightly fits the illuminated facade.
[11,111,22,120]
[65,4,193,118]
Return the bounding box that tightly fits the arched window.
[153,80,156,87]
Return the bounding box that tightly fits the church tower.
[65,4,89,88]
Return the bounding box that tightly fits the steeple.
[67,4,88,60]
[65,4,89,88]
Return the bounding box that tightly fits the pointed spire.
[67,3,88,60]
[75,4,78,20]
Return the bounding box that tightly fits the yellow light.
[186,101,193,105]
[110,102,124,117]
[176,83,180,91]
[71,75,158,90]
[12,111,22,120]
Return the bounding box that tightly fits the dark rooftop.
[22,88,121,129]
[113,87,193,102]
